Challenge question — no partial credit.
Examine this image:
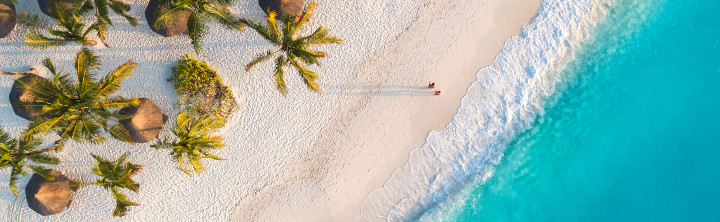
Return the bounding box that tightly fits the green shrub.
[169,55,237,121]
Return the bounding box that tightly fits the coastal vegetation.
[15,2,111,48]
[19,48,139,149]
[91,152,143,217]
[168,55,237,120]
[0,0,341,218]
[152,0,245,53]
[241,3,342,96]
[151,112,226,175]
[0,129,60,196]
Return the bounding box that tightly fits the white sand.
[229,0,541,221]
[0,0,539,221]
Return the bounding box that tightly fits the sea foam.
[358,0,609,220]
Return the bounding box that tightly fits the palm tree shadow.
[324,84,435,96]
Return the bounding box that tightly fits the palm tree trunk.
[29,146,57,154]
[0,68,38,75]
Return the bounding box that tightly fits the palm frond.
[245,50,277,71]
[14,11,52,29]
[107,123,133,143]
[100,97,139,109]
[298,26,344,46]
[8,167,21,196]
[87,112,132,142]
[289,47,324,66]
[202,153,225,160]
[78,115,107,144]
[77,1,95,16]
[0,127,10,144]
[266,11,280,39]
[111,189,139,217]
[42,58,57,74]
[15,73,60,101]
[187,13,206,54]
[175,112,191,129]
[27,165,56,181]
[273,56,288,96]
[23,116,66,140]
[153,5,192,29]
[87,20,110,47]
[75,47,101,87]
[203,4,244,31]
[94,0,113,26]
[97,60,137,97]
[188,116,224,136]
[291,3,316,35]
[108,1,138,26]
[27,153,61,165]
[239,18,280,45]
[288,57,320,93]
[126,162,143,177]
[24,30,74,49]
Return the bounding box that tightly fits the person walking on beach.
[429,82,436,89]
[434,90,442,96]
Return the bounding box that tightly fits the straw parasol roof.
[0,2,15,39]
[145,0,190,37]
[9,74,47,121]
[37,0,74,18]
[118,98,168,143]
[258,0,304,17]
[25,169,78,216]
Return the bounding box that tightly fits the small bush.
[169,55,237,121]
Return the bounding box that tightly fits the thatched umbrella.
[258,0,304,17]
[0,2,15,39]
[25,169,78,216]
[145,0,190,37]
[118,98,168,143]
[9,74,47,121]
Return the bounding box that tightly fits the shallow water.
[426,0,720,220]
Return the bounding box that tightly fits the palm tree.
[15,1,110,48]
[240,3,342,96]
[151,112,225,175]
[153,0,245,53]
[0,127,60,196]
[19,48,139,149]
[91,152,142,217]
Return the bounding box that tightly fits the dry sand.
[230,0,541,220]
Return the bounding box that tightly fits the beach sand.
[0,0,540,221]
[230,0,541,220]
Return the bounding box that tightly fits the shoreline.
[230,0,542,220]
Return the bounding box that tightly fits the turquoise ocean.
[422,0,720,221]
